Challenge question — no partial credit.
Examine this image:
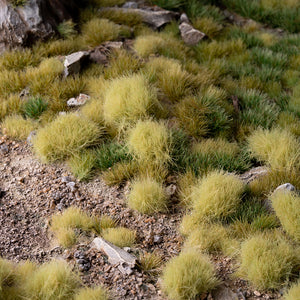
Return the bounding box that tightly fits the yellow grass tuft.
[75,286,108,300]
[247,128,300,170]
[238,233,298,290]
[139,252,163,273]
[192,17,223,39]
[128,177,168,214]
[284,281,300,300]
[81,18,120,47]
[183,223,229,254]
[127,120,172,166]
[102,227,136,247]
[103,74,160,130]
[162,251,219,300]
[50,206,101,247]
[24,260,80,300]
[2,115,37,140]
[191,170,245,221]
[270,190,300,242]
[33,113,103,162]
[134,33,188,61]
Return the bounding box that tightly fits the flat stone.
[64,51,90,77]
[101,7,178,29]
[239,166,269,184]
[274,183,296,193]
[122,2,138,9]
[179,22,206,45]
[91,237,137,275]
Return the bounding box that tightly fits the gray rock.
[122,1,138,8]
[67,93,90,107]
[64,51,90,77]
[61,176,72,183]
[91,237,137,275]
[239,166,269,184]
[179,13,189,24]
[274,183,296,193]
[0,144,9,154]
[66,181,76,192]
[179,22,206,45]
[0,0,81,51]
[165,184,176,196]
[26,131,36,146]
[101,7,178,29]
[212,285,239,300]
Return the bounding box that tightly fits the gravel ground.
[0,134,282,299]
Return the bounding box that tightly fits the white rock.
[64,51,89,77]
[179,22,206,45]
[67,93,90,107]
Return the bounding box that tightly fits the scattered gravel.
[0,134,282,299]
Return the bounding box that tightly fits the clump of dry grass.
[102,227,136,247]
[238,232,298,290]
[104,49,141,79]
[178,170,198,207]
[284,281,300,300]
[183,223,229,254]
[162,251,219,300]
[128,177,168,214]
[81,18,120,47]
[134,33,188,61]
[101,160,137,186]
[192,17,223,39]
[68,150,97,181]
[247,128,300,170]
[270,190,300,242]
[139,252,163,273]
[127,120,172,166]
[103,74,160,130]
[50,206,101,247]
[0,94,22,120]
[24,260,80,300]
[191,170,245,221]
[2,115,37,140]
[33,113,103,162]
[75,286,108,300]
[80,99,105,126]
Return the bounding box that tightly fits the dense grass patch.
[162,251,219,300]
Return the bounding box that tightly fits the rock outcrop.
[0,0,81,52]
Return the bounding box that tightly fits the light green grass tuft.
[74,286,108,300]
[127,120,172,166]
[2,115,37,140]
[238,233,298,290]
[191,170,245,221]
[50,206,101,247]
[33,113,103,162]
[81,18,120,48]
[270,190,300,242]
[162,251,219,300]
[247,128,300,170]
[128,177,168,214]
[24,260,80,300]
[102,227,136,247]
[103,74,160,130]
[284,281,300,300]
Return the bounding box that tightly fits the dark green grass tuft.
[22,97,48,120]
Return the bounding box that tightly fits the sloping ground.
[0,135,283,300]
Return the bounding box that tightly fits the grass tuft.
[238,233,298,290]
[102,227,136,248]
[2,115,37,140]
[81,18,120,48]
[33,113,103,162]
[22,97,48,120]
[75,286,108,300]
[270,190,300,242]
[24,260,80,300]
[127,120,172,167]
[162,251,219,300]
[103,74,160,130]
[284,281,300,300]
[191,170,245,221]
[128,177,168,214]
[247,128,300,170]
